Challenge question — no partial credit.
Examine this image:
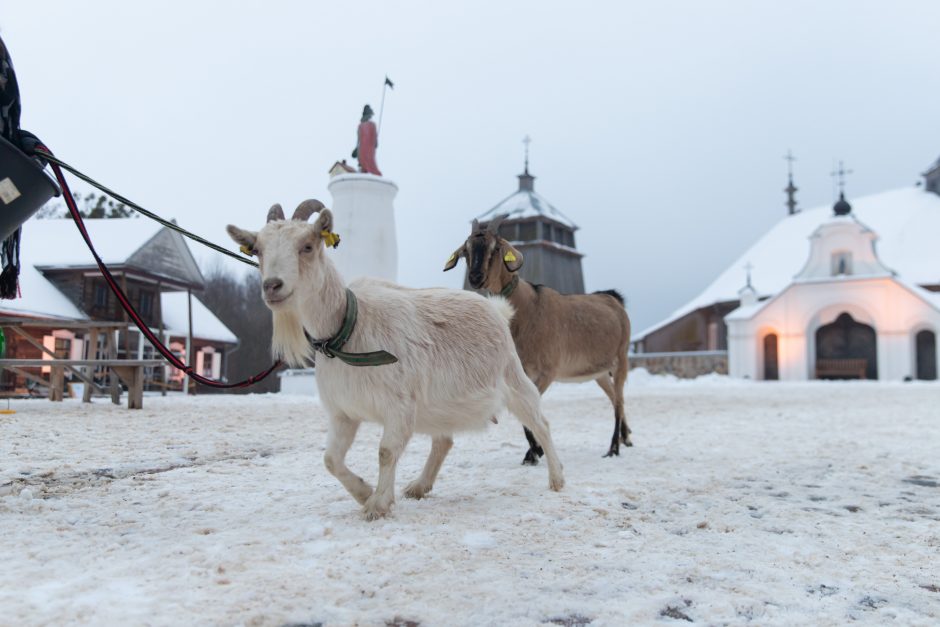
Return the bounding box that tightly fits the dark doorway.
[815,312,877,379]
[763,333,779,380]
[916,330,937,381]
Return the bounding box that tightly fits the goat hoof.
[403,481,431,499]
[522,453,540,466]
[363,510,387,522]
[603,449,620,458]
[549,474,565,491]
[362,496,392,521]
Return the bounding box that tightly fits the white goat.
[227,200,564,520]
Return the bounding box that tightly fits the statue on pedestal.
[351,104,381,176]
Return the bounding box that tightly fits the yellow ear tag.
[503,251,517,263]
[321,230,341,249]
[448,253,457,263]
[239,244,253,256]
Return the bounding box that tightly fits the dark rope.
[30,148,258,268]
[40,144,279,389]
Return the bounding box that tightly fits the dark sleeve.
[0,36,23,146]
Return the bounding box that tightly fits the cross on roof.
[783,150,798,215]
[784,149,796,179]
[744,262,754,288]
[523,135,531,174]
[830,160,853,194]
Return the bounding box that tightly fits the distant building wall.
[925,159,940,195]
[630,350,728,378]
[637,302,738,353]
[515,242,584,294]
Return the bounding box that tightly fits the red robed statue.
[351,104,381,176]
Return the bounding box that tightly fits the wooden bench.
[0,359,164,409]
[815,358,868,380]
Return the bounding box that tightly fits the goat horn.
[292,199,325,222]
[487,214,508,233]
[471,218,481,233]
[267,203,285,223]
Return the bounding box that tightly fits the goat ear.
[312,209,340,248]
[227,225,257,251]
[312,209,333,234]
[443,245,465,272]
[501,241,523,272]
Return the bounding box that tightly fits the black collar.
[497,275,519,298]
[307,288,398,367]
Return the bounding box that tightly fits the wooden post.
[157,281,167,396]
[111,365,144,409]
[83,327,99,402]
[159,323,168,395]
[106,329,120,405]
[187,289,194,395]
[120,273,130,358]
[49,366,64,401]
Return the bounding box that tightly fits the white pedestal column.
[327,173,398,283]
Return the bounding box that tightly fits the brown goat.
[445,217,633,461]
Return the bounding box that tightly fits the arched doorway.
[815,312,877,379]
[916,330,937,381]
[763,333,779,380]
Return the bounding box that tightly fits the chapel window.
[831,251,853,276]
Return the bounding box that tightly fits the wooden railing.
[0,359,163,409]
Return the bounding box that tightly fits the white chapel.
[725,191,940,381]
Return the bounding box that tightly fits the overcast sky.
[4,1,939,331]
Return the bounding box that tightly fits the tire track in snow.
[0,446,289,499]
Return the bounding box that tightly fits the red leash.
[39,145,281,389]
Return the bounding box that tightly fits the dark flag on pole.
[378,76,394,140]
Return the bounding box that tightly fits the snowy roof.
[0,218,160,321]
[160,292,237,344]
[0,218,235,344]
[24,218,205,288]
[636,186,940,340]
[723,299,765,322]
[476,188,578,229]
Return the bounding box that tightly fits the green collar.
[498,275,519,298]
[308,288,398,367]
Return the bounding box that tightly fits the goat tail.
[593,289,625,306]
[486,295,516,324]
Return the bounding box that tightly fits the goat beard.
[271,308,315,368]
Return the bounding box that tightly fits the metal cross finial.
[744,262,754,288]
[784,149,796,179]
[784,150,798,215]
[523,135,531,174]
[830,160,853,194]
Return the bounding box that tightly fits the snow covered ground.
[1,373,939,626]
